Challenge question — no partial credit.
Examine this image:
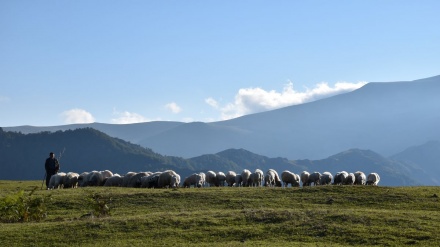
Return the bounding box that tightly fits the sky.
[1,0,439,127]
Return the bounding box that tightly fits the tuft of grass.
[0,181,439,246]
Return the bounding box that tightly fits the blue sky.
[1,1,439,127]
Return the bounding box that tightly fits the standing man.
[45,152,60,189]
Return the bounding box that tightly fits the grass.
[0,181,439,246]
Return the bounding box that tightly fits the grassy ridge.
[0,181,439,246]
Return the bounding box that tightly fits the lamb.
[320,172,333,185]
[206,171,217,187]
[344,173,355,185]
[48,172,66,189]
[62,172,79,188]
[366,173,380,186]
[104,174,123,187]
[354,171,366,185]
[333,171,349,185]
[308,172,322,186]
[300,171,310,187]
[183,173,204,188]
[225,171,237,187]
[157,170,181,188]
[281,170,300,187]
[241,169,252,187]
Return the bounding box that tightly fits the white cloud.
[60,108,95,124]
[205,97,219,109]
[208,81,367,120]
[164,102,182,114]
[111,111,155,124]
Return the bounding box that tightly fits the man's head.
[49,152,55,158]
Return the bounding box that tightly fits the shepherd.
[44,152,60,189]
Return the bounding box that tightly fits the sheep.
[62,172,79,188]
[141,172,162,188]
[77,172,89,187]
[48,172,66,189]
[241,169,252,187]
[300,171,310,187]
[183,173,204,188]
[104,174,123,187]
[320,172,333,185]
[268,169,282,187]
[157,170,180,188]
[333,171,349,185]
[234,174,243,187]
[249,169,264,187]
[344,173,355,185]
[87,171,105,186]
[127,172,151,188]
[354,171,366,185]
[206,171,217,187]
[121,172,137,187]
[216,172,226,187]
[281,170,300,187]
[225,171,237,187]
[264,170,276,187]
[199,172,206,187]
[308,172,322,186]
[366,173,380,186]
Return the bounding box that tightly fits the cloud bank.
[60,108,95,124]
[208,81,367,120]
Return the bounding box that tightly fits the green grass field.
[0,181,439,246]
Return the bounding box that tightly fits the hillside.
[391,140,440,185]
[0,127,193,180]
[0,128,420,185]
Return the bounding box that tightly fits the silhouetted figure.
[45,152,60,189]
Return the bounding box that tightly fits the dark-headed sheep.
[366,173,380,186]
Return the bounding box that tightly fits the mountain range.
[0,127,432,186]
[5,75,440,161]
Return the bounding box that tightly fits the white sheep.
[300,171,310,187]
[104,174,123,187]
[366,173,380,186]
[206,171,217,187]
[281,170,300,187]
[141,172,162,188]
[308,172,322,186]
[216,171,226,187]
[268,169,282,187]
[62,172,79,188]
[264,170,276,187]
[121,172,137,187]
[333,171,349,185]
[77,172,89,187]
[320,172,333,185]
[234,174,243,187]
[241,169,252,187]
[354,171,366,185]
[183,173,204,188]
[157,170,180,188]
[225,171,237,187]
[344,173,355,185]
[127,172,151,188]
[48,172,66,189]
[249,169,264,187]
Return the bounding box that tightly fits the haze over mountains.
[5,75,440,160]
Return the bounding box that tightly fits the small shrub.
[85,192,111,217]
[0,186,49,223]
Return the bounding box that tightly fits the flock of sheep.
[47,169,380,189]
